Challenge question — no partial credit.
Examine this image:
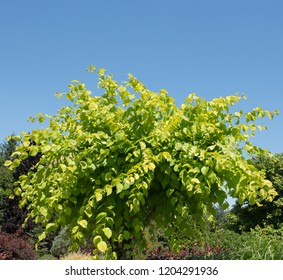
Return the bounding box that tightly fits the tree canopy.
[4,66,279,259]
[229,153,283,232]
[0,138,17,225]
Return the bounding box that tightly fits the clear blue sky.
[1,0,282,154]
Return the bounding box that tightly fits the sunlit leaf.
[97,241,107,253]
[102,227,112,239]
[78,219,88,229]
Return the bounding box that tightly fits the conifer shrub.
[50,227,71,258]
[0,231,36,260]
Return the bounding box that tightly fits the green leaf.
[118,233,123,243]
[39,206,48,217]
[46,223,56,232]
[148,162,156,170]
[97,241,107,253]
[62,190,70,199]
[11,151,21,157]
[23,140,30,147]
[102,227,112,238]
[87,64,96,72]
[123,230,131,240]
[72,226,79,234]
[268,189,278,196]
[192,178,200,184]
[14,187,22,196]
[38,232,46,242]
[96,212,107,223]
[116,183,123,194]
[84,207,93,218]
[66,157,75,166]
[36,113,45,123]
[93,235,102,246]
[140,141,146,150]
[170,196,178,206]
[133,198,140,212]
[30,146,39,156]
[42,145,52,153]
[55,204,63,212]
[123,179,131,190]
[55,92,63,99]
[98,68,106,76]
[12,159,21,168]
[67,165,77,172]
[162,151,172,161]
[80,161,87,169]
[60,164,67,172]
[75,232,85,242]
[105,184,113,195]
[95,189,103,201]
[259,189,267,199]
[78,219,88,229]
[201,166,209,175]
[115,131,125,141]
[4,189,12,196]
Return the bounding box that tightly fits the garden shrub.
[251,224,283,239]
[146,226,283,260]
[146,243,228,260]
[136,217,205,260]
[204,227,283,260]
[31,226,56,259]
[50,227,71,258]
[0,231,36,260]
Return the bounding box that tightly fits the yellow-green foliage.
[5,66,279,259]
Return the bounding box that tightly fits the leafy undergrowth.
[146,243,228,260]
[145,227,283,260]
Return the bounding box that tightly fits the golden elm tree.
[5,66,278,259]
